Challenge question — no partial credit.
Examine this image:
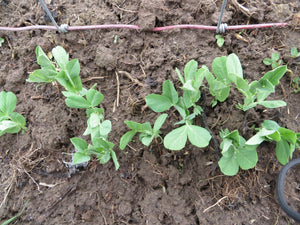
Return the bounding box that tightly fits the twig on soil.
[96,192,108,225]
[230,0,251,17]
[4,36,15,59]
[47,183,77,211]
[118,71,144,87]
[112,3,138,13]
[115,72,120,107]
[203,196,227,212]
[82,76,106,83]
[0,170,16,209]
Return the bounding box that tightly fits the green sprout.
[0,91,27,136]
[218,129,258,176]
[120,114,168,150]
[263,52,282,69]
[145,60,212,151]
[246,120,299,165]
[27,46,119,169]
[215,34,225,48]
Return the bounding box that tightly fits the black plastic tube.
[276,158,300,222]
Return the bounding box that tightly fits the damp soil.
[0,0,300,224]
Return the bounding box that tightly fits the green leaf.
[215,35,225,47]
[256,81,275,102]
[125,121,142,131]
[261,120,280,130]
[291,47,300,57]
[271,52,279,61]
[263,58,272,65]
[186,125,211,148]
[276,139,291,165]
[181,80,195,92]
[176,68,185,85]
[140,134,153,146]
[71,137,88,153]
[56,60,82,92]
[141,122,152,132]
[184,60,198,81]
[258,100,286,108]
[64,92,91,108]
[0,91,17,115]
[66,59,80,78]
[36,46,56,70]
[164,125,188,150]
[52,46,69,69]
[145,94,172,112]
[227,53,243,79]
[246,128,275,145]
[100,151,111,164]
[86,88,103,107]
[153,113,168,133]
[10,112,26,129]
[120,130,137,150]
[27,69,57,83]
[0,120,20,134]
[73,152,90,165]
[89,113,100,128]
[99,120,112,136]
[212,56,228,83]
[110,150,120,170]
[218,149,239,176]
[260,66,286,86]
[162,80,178,104]
[209,79,230,102]
[278,127,297,144]
[236,146,258,170]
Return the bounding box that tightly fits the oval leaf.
[120,130,136,150]
[153,113,168,132]
[145,94,172,112]
[187,125,211,148]
[164,125,188,151]
[236,146,258,170]
[73,152,90,165]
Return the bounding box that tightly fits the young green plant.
[215,35,225,48]
[145,60,212,151]
[120,113,168,150]
[27,46,119,169]
[0,91,27,136]
[246,120,299,165]
[218,129,258,176]
[263,52,282,69]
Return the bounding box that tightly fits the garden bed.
[0,0,299,224]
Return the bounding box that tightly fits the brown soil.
[0,0,300,224]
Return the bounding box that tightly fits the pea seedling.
[145,60,212,151]
[246,120,299,165]
[27,46,119,169]
[0,91,27,136]
[120,113,168,150]
[291,47,300,58]
[218,129,258,176]
[263,52,282,69]
[215,35,225,48]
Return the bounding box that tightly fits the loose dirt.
[0,0,299,224]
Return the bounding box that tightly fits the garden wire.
[276,158,300,222]
[216,0,228,33]
[38,0,68,33]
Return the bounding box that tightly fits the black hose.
[276,158,300,222]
